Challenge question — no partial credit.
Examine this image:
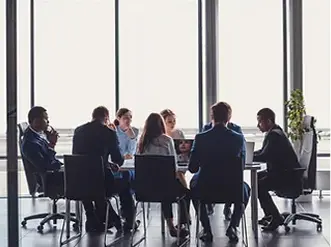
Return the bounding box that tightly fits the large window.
[218,1,284,133]
[118,0,198,132]
[303,1,330,129]
[34,0,115,129]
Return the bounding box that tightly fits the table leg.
[66,199,71,239]
[161,204,165,235]
[250,170,258,239]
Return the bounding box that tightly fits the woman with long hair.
[137,113,190,238]
[160,109,184,139]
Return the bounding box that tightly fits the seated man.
[202,113,246,219]
[189,102,250,243]
[254,108,300,231]
[21,106,62,172]
[72,106,137,233]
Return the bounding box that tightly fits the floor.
[0,195,329,247]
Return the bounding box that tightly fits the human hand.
[109,162,120,172]
[46,128,59,148]
[125,127,136,139]
[124,154,133,160]
[107,123,116,130]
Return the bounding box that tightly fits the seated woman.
[136,113,190,238]
[160,109,187,188]
[113,108,138,181]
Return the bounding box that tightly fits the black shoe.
[258,215,272,226]
[226,226,239,243]
[169,226,190,238]
[223,205,232,221]
[199,231,213,242]
[123,220,141,233]
[262,216,284,232]
[85,220,104,233]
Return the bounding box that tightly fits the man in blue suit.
[202,118,246,219]
[21,106,62,172]
[189,102,250,243]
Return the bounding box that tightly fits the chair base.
[22,213,79,233]
[282,212,322,232]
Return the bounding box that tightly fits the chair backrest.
[299,115,317,191]
[134,155,179,202]
[195,156,244,204]
[63,155,106,201]
[17,122,41,196]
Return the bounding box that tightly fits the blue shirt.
[115,126,138,156]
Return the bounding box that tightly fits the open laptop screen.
[174,139,194,164]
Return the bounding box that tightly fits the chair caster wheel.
[21,220,27,227]
[317,224,322,232]
[285,225,290,233]
[37,225,44,233]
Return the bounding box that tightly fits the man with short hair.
[73,106,136,233]
[201,106,246,220]
[21,106,62,171]
[254,108,300,231]
[189,102,250,243]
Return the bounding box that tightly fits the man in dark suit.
[202,120,246,219]
[21,106,62,172]
[72,106,136,233]
[254,108,300,231]
[189,102,250,243]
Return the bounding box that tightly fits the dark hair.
[114,108,131,126]
[160,109,175,120]
[28,106,47,124]
[211,102,232,123]
[257,108,276,123]
[138,113,166,153]
[92,106,109,120]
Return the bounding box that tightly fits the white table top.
[121,159,262,172]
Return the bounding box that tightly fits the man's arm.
[253,132,277,162]
[108,130,124,166]
[188,135,201,173]
[23,142,61,172]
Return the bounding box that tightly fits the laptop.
[174,139,194,165]
[245,141,255,164]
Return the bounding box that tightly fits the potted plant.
[285,89,306,157]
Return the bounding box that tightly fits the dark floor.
[0,195,329,247]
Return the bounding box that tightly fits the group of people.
[21,102,300,243]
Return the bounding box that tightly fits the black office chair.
[60,155,121,247]
[132,155,190,247]
[193,156,248,247]
[18,122,42,196]
[277,116,322,232]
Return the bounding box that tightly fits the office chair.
[19,123,79,232]
[277,116,322,232]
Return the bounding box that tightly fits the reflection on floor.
[0,196,329,247]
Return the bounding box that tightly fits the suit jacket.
[189,124,245,186]
[72,121,124,171]
[202,122,246,162]
[253,125,300,175]
[21,127,62,172]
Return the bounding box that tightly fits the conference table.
[121,159,262,239]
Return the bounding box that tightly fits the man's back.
[72,121,123,166]
[189,125,244,176]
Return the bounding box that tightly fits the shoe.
[169,225,190,238]
[258,215,272,226]
[123,220,141,233]
[262,216,284,232]
[107,220,122,231]
[223,205,232,221]
[226,225,239,243]
[85,220,104,233]
[199,231,213,242]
